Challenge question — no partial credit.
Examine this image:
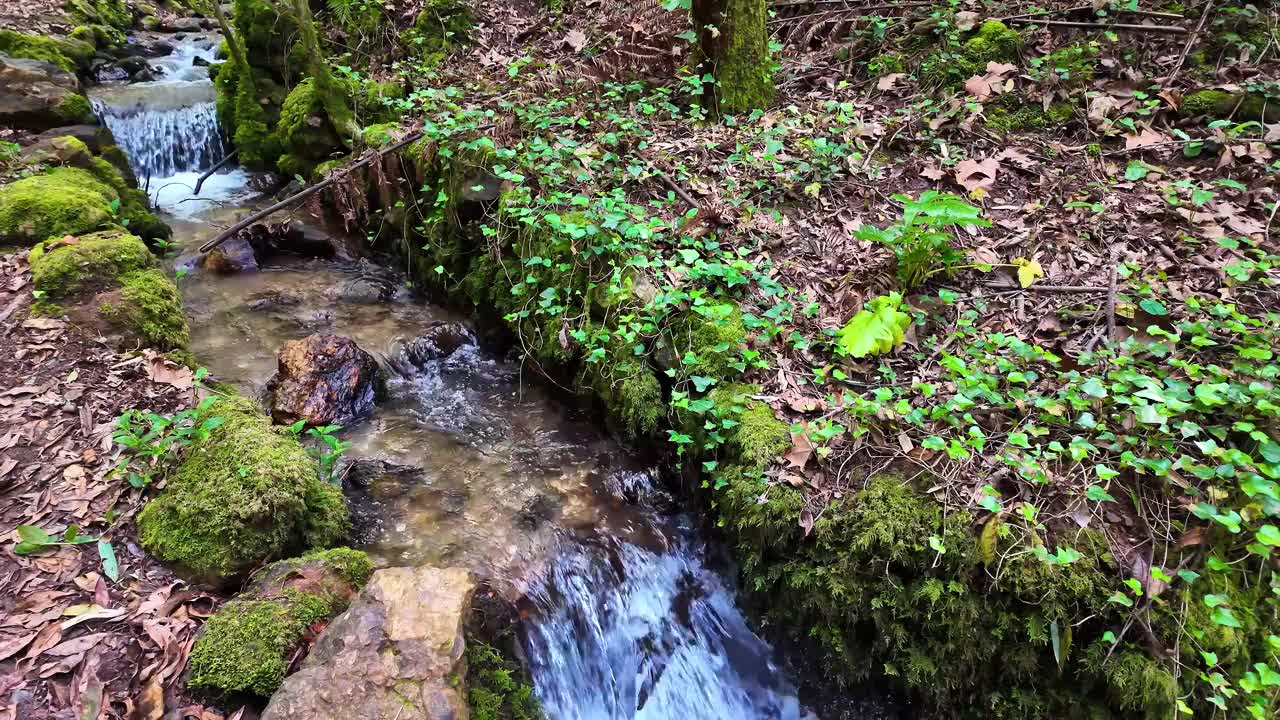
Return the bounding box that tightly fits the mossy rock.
[1034,41,1099,86]
[0,167,117,245]
[29,229,189,349]
[920,20,1022,88]
[69,24,126,50]
[0,30,95,73]
[410,0,474,56]
[1180,89,1279,123]
[985,96,1075,133]
[187,548,372,697]
[66,0,133,32]
[96,269,190,350]
[138,395,349,586]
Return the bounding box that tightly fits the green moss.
[54,93,95,124]
[0,30,95,72]
[710,384,788,470]
[985,97,1075,133]
[66,0,133,31]
[188,600,302,696]
[867,52,905,75]
[668,304,747,379]
[187,547,370,696]
[410,0,473,56]
[137,395,349,584]
[1035,42,1099,86]
[97,269,190,350]
[276,78,344,177]
[921,20,1022,88]
[1,168,120,246]
[1082,647,1177,719]
[360,122,399,148]
[466,641,541,720]
[586,338,663,439]
[69,24,126,49]
[707,0,775,113]
[1181,89,1276,122]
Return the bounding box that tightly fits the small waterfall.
[523,532,808,720]
[91,97,226,178]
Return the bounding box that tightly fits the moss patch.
[138,395,349,585]
[920,20,1022,88]
[985,97,1075,133]
[466,641,541,720]
[187,547,370,697]
[0,30,95,72]
[1181,89,1277,123]
[0,167,117,245]
[29,228,153,295]
[97,269,190,350]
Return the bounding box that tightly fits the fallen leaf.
[564,29,587,53]
[876,73,906,91]
[955,157,1000,193]
[784,431,814,469]
[130,677,165,720]
[964,75,992,101]
[145,353,193,390]
[1124,128,1168,149]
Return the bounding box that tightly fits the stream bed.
[90,36,813,720]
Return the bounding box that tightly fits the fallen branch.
[1105,251,1119,342]
[648,163,722,222]
[1007,18,1188,33]
[1168,0,1214,84]
[982,283,1109,293]
[193,150,238,196]
[199,127,491,255]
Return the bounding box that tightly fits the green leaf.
[1256,524,1280,547]
[1108,592,1134,608]
[98,539,119,583]
[1202,593,1228,608]
[834,293,911,359]
[1124,161,1151,181]
[1086,485,1116,503]
[1138,298,1168,316]
[1211,607,1242,628]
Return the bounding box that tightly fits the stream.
[90,36,812,720]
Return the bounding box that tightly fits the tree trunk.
[208,1,253,92]
[691,0,775,114]
[292,0,359,143]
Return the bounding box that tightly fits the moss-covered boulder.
[0,155,168,246]
[0,167,116,245]
[0,30,95,73]
[138,395,349,586]
[920,20,1023,88]
[29,229,190,349]
[276,78,344,178]
[187,548,372,697]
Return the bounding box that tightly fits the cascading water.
[88,36,253,215]
[522,523,808,720]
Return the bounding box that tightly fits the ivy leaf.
[1086,485,1117,503]
[98,539,119,583]
[1211,607,1242,628]
[1124,161,1151,181]
[834,293,911,359]
[1107,592,1134,608]
[1256,524,1280,547]
[1138,298,1168,316]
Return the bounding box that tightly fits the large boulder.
[268,335,380,427]
[187,548,373,697]
[262,566,476,720]
[138,395,349,585]
[0,55,94,130]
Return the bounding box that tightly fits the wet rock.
[197,236,258,274]
[268,335,380,427]
[156,17,205,33]
[246,289,304,312]
[243,221,338,262]
[395,322,475,371]
[19,134,95,169]
[0,55,93,130]
[342,459,425,545]
[191,55,209,67]
[261,566,476,720]
[28,124,114,153]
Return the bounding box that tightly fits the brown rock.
[196,236,258,274]
[261,566,476,720]
[268,335,379,427]
[0,55,92,130]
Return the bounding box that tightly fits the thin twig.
[1007,18,1189,34]
[1105,250,1119,342]
[982,283,1109,293]
[1168,0,1214,84]
[193,150,238,196]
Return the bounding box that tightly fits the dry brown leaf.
[564,29,587,53]
[954,157,1000,193]
[1124,128,1168,150]
[876,73,906,91]
[144,353,193,391]
[784,431,814,470]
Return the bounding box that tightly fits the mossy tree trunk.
[292,0,358,144]
[206,0,253,93]
[691,0,775,114]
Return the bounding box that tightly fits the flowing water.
[90,37,815,720]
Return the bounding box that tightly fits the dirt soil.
[0,253,232,720]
